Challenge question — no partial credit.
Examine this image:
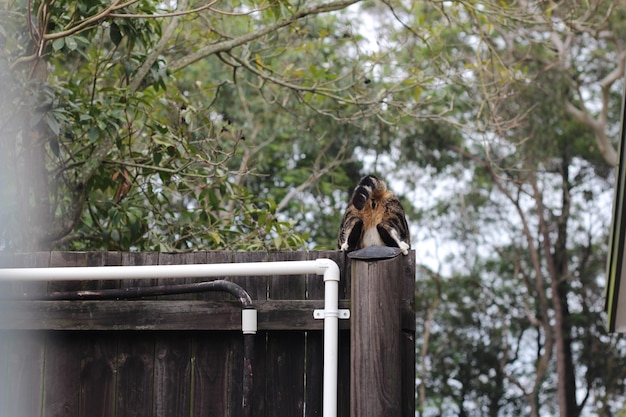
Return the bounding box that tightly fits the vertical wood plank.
[190,252,244,416]
[401,332,415,417]
[117,333,155,417]
[79,332,116,417]
[2,331,45,417]
[44,332,82,417]
[401,252,416,417]
[226,333,245,417]
[265,252,307,417]
[303,330,323,417]
[116,252,157,417]
[191,332,230,417]
[154,333,192,417]
[253,331,267,417]
[337,330,351,417]
[305,251,325,417]
[350,255,404,417]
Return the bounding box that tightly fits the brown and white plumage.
[337,175,410,255]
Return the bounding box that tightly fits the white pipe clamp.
[241,308,257,335]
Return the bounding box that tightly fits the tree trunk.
[553,160,579,417]
[530,162,577,417]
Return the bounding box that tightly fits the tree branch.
[43,0,138,41]
[128,0,188,93]
[168,0,362,73]
[275,136,347,213]
[109,0,219,19]
[563,43,625,167]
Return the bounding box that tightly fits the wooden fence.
[0,250,415,417]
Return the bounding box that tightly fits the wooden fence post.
[350,249,407,417]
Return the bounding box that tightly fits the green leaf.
[208,189,221,210]
[270,3,282,20]
[209,231,222,245]
[257,211,267,227]
[87,127,99,142]
[65,36,78,51]
[52,38,65,51]
[45,113,61,135]
[110,23,123,46]
[151,135,174,147]
[413,86,422,102]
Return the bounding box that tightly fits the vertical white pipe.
[317,258,341,417]
[0,258,341,417]
[323,279,339,417]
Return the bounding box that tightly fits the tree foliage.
[0,0,372,251]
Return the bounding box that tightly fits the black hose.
[243,329,255,417]
[44,279,253,307]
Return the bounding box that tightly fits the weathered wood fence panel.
[0,250,414,417]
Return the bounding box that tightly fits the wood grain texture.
[44,332,82,417]
[350,255,403,417]
[154,334,192,417]
[78,333,116,417]
[0,299,352,330]
[191,332,230,416]
[266,252,306,417]
[117,333,155,417]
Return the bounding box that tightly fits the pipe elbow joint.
[316,258,340,282]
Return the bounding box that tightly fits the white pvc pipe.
[0,260,333,281]
[0,258,341,417]
[322,270,340,417]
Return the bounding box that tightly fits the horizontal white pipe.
[0,259,336,281]
[0,257,341,417]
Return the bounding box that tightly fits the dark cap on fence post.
[349,246,405,417]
